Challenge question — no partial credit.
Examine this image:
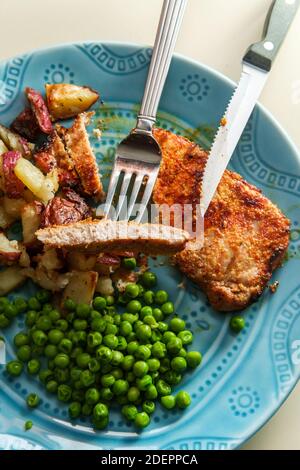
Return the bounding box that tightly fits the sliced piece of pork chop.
[36,219,190,256]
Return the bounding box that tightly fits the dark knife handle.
[243,0,299,71]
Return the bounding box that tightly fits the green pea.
[57,384,72,402]
[126,371,135,383]
[88,358,101,373]
[147,358,160,372]
[105,295,115,306]
[87,332,102,348]
[103,334,118,349]
[166,337,182,355]
[136,374,152,391]
[151,341,166,359]
[122,258,137,270]
[85,387,100,405]
[25,310,38,327]
[171,356,187,373]
[17,345,31,362]
[69,401,81,419]
[158,321,168,333]
[186,351,202,368]
[46,380,58,393]
[122,313,138,324]
[135,345,151,360]
[58,338,73,354]
[91,318,106,333]
[27,359,41,375]
[178,330,193,345]
[76,352,91,369]
[143,290,154,305]
[111,350,124,367]
[122,404,138,421]
[14,332,29,348]
[153,308,163,321]
[151,330,162,342]
[93,402,109,420]
[140,271,157,288]
[230,315,245,333]
[48,309,61,323]
[73,331,87,346]
[125,284,140,299]
[54,353,70,369]
[72,389,85,402]
[82,403,93,416]
[121,354,134,371]
[100,387,113,401]
[73,319,88,331]
[126,385,139,402]
[76,303,90,319]
[127,300,142,313]
[26,393,40,408]
[178,348,187,358]
[101,373,115,388]
[0,313,10,328]
[28,297,41,311]
[144,384,158,400]
[142,400,155,414]
[48,329,64,345]
[113,379,129,396]
[161,302,174,316]
[134,411,150,428]
[14,297,27,313]
[162,331,176,344]
[96,346,112,364]
[170,317,186,333]
[154,290,168,305]
[39,369,54,384]
[44,344,58,359]
[127,341,139,355]
[4,304,18,319]
[6,360,23,377]
[119,321,132,337]
[24,420,33,431]
[159,357,171,374]
[164,370,182,385]
[64,298,77,312]
[90,310,101,321]
[116,336,127,351]
[93,416,109,430]
[0,297,9,311]
[176,391,191,409]
[136,324,152,342]
[161,395,176,410]
[54,368,70,384]
[93,296,107,311]
[156,379,171,396]
[133,361,149,377]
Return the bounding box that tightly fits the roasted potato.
[21,201,43,246]
[3,196,26,219]
[0,204,15,229]
[0,139,8,155]
[2,151,25,198]
[67,252,97,271]
[0,232,21,264]
[0,265,27,295]
[95,276,114,296]
[25,87,52,134]
[14,158,57,203]
[18,243,31,268]
[46,84,99,120]
[37,247,64,271]
[62,270,98,305]
[23,266,70,291]
[0,123,33,157]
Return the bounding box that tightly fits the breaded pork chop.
[153,128,290,312]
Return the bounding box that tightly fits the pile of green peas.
[3,268,203,430]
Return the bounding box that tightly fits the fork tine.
[113,172,132,221]
[127,174,144,220]
[102,166,122,219]
[135,172,159,223]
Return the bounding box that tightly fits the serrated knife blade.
[200,0,299,216]
[200,63,268,215]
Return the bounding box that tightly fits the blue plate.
[0,42,300,451]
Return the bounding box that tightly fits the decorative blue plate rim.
[0,41,300,451]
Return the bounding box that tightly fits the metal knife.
[200,0,299,216]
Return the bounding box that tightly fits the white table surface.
[1,0,300,450]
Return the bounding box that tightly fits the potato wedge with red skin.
[2,151,25,198]
[11,108,40,141]
[46,84,99,120]
[0,232,21,264]
[26,87,53,134]
[0,123,33,157]
[62,270,98,305]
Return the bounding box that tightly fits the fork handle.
[137,0,187,127]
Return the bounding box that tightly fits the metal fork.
[99,0,187,223]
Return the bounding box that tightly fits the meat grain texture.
[153,128,290,312]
